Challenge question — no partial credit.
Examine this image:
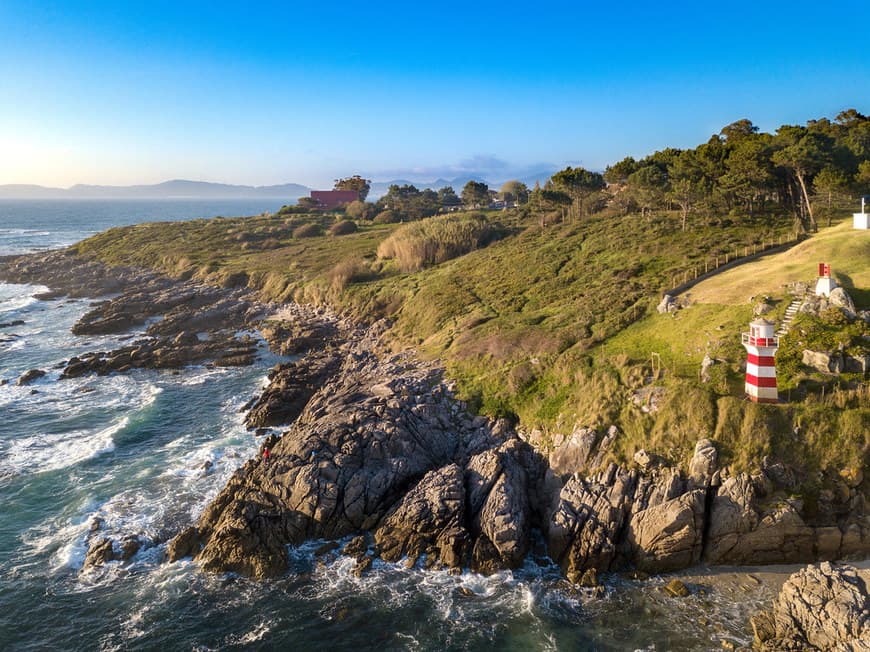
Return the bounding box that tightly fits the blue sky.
[1,0,868,188]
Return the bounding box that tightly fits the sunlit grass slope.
[685,220,870,306]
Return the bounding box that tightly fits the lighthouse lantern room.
[742,318,779,404]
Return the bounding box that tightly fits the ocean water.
[0,199,291,257]
[0,201,780,651]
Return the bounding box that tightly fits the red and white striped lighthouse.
[742,318,779,403]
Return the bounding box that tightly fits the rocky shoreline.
[3,251,870,600]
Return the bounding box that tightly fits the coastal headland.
[2,242,868,587]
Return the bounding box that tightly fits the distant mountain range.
[0,179,311,200]
[0,169,559,201]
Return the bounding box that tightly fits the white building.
[854,195,869,230]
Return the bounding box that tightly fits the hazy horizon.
[2,1,868,189]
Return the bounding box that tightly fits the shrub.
[329,220,358,236]
[377,213,499,272]
[328,258,371,291]
[345,200,377,220]
[292,223,323,238]
[373,210,399,224]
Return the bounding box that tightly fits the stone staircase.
[776,296,804,338]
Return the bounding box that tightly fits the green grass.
[686,220,870,307]
[598,303,754,377]
[71,205,870,491]
[74,213,399,304]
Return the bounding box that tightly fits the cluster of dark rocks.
[166,318,553,578]
[0,250,271,383]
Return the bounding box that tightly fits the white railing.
[742,333,779,347]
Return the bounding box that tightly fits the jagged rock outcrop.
[547,464,637,580]
[704,473,815,565]
[244,350,343,429]
[467,439,537,572]
[547,455,711,578]
[168,319,550,578]
[625,469,705,573]
[374,463,468,569]
[752,562,870,651]
[172,323,542,578]
[1,249,273,377]
[259,315,338,356]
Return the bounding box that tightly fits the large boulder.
[548,426,599,477]
[373,463,468,569]
[547,464,636,580]
[703,473,814,565]
[466,440,534,572]
[752,562,870,650]
[803,349,845,374]
[16,368,45,386]
[625,488,705,573]
[688,438,717,489]
[829,287,857,316]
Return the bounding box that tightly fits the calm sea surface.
[0,200,779,651]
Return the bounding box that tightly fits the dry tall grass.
[327,257,371,292]
[377,213,496,272]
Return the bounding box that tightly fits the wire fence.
[664,234,801,297]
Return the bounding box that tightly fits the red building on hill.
[310,190,359,210]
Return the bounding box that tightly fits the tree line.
[600,109,870,232]
[528,109,869,233]
[296,109,869,230]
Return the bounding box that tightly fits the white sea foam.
[228,620,272,645]
[0,228,52,236]
[178,367,230,386]
[0,284,47,314]
[1,416,126,475]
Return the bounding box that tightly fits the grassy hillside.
[71,208,870,487]
[686,221,870,306]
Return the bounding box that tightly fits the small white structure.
[742,319,779,404]
[854,195,870,230]
[815,262,838,297]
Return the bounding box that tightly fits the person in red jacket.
[262,447,270,464]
